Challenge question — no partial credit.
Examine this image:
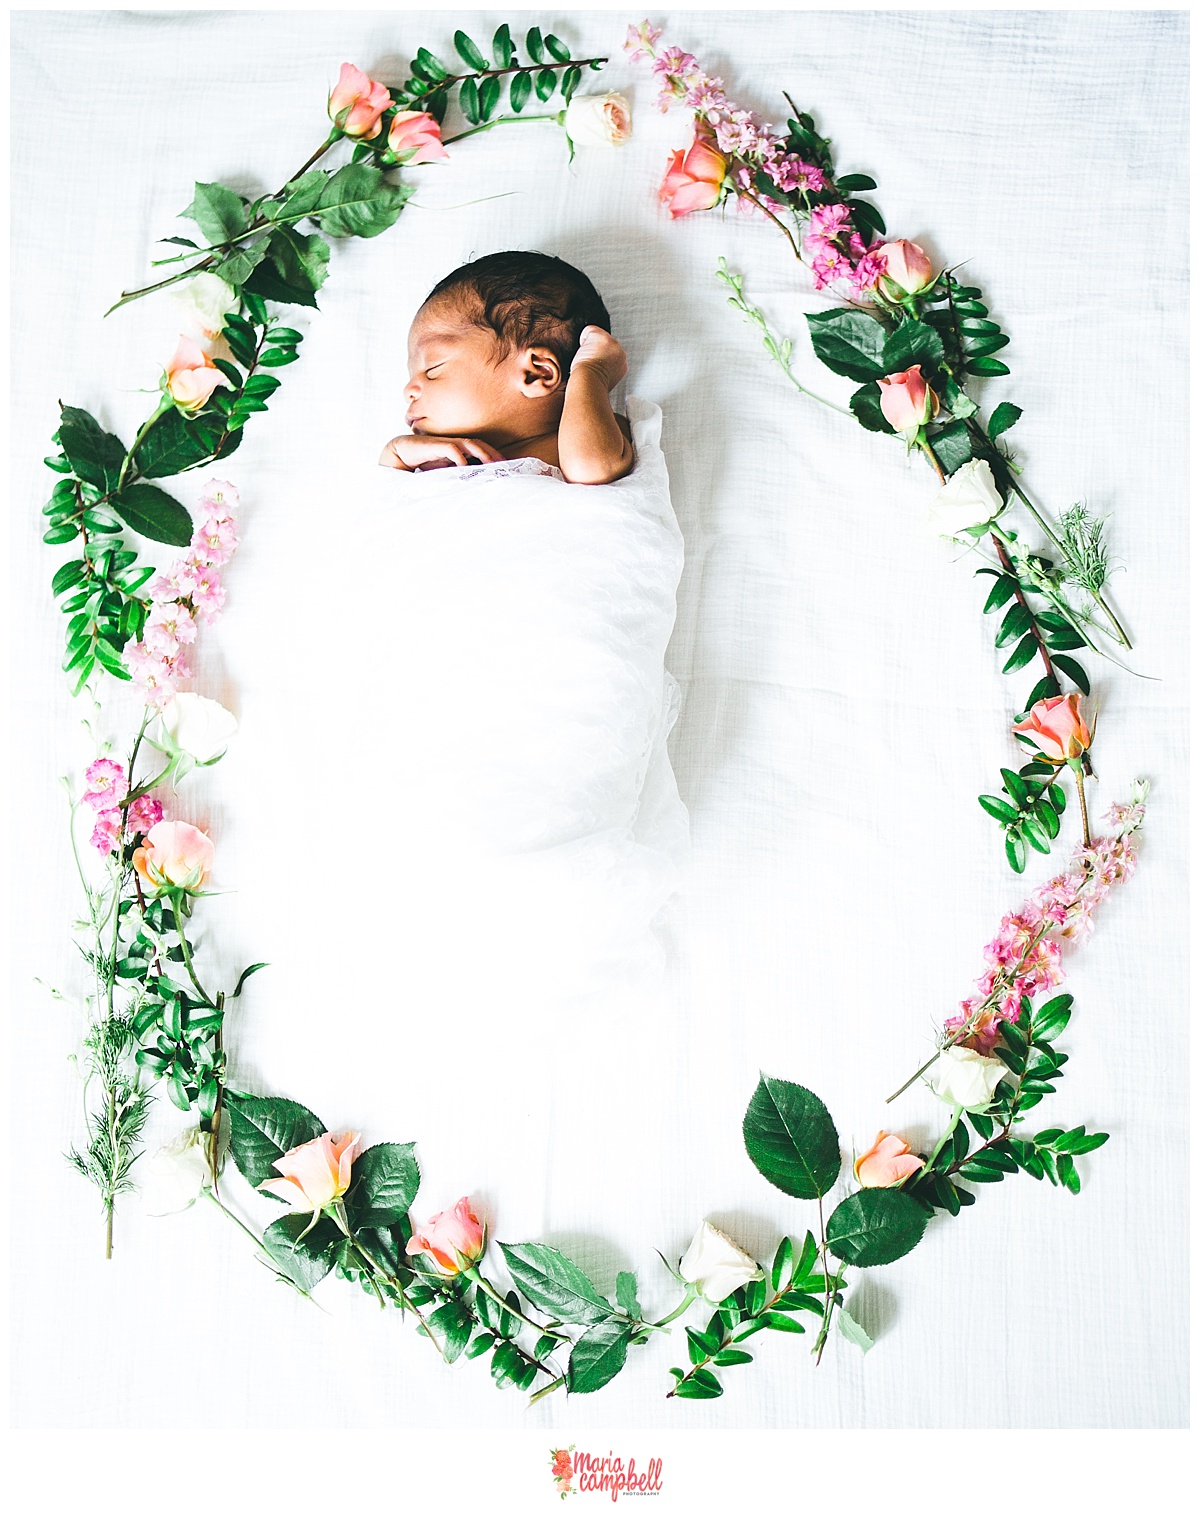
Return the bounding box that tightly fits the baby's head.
[405,251,611,444]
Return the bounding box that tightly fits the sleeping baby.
[379,250,633,485]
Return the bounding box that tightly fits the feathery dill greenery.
[66,1013,152,1257]
[1055,500,1118,595]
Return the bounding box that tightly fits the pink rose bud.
[258,1130,362,1215]
[877,238,935,295]
[132,819,215,892]
[164,335,228,413]
[328,62,391,141]
[658,129,726,219]
[877,364,940,432]
[1013,694,1092,763]
[386,110,449,164]
[854,1132,924,1188]
[405,1196,486,1275]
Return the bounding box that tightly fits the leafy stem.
[464,1265,570,1342]
[440,111,564,146]
[397,55,607,108]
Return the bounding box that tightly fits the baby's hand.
[379,434,507,471]
[570,326,628,392]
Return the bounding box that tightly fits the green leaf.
[837,1303,874,1353]
[928,419,974,476]
[770,1236,795,1293]
[258,347,299,367]
[849,381,892,433]
[454,30,488,70]
[995,601,1033,648]
[965,356,1011,377]
[525,26,545,63]
[489,1338,527,1388]
[52,559,87,597]
[261,1213,338,1292]
[759,1311,806,1334]
[713,1347,754,1366]
[245,227,331,308]
[110,483,192,546]
[315,163,412,240]
[478,74,501,121]
[509,70,532,113]
[805,308,888,382]
[615,1270,641,1320]
[1049,653,1090,693]
[560,65,582,103]
[846,197,887,238]
[225,1090,327,1187]
[1002,632,1041,673]
[58,406,126,493]
[344,1141,419,1229]
[743,1073,841,1200]
[825,1189,928,1267]
[130,407,210,480]
[459,75,481,124]
[1055,1153,1081,1194]
[979,794,1020,825]
[544,33,571,63]
[964,332,1011,358]
[534,67,556,102]
[492,23,515,68]
[465,1331,495,1359]
[1033,994,1072,1041]
[211,236,269,291]
[983,574,1018,613]
[498,1241,613,1324]
[880,317,944,375]
[429,1301,473,1363]
[415,47,448,82]
[673,1378,722,1400]
[835,173,877,192]
[44,522,81,546]
[181,181,248,245]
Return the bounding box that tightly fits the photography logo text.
[549,1447,664,1500]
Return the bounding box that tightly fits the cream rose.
[171,273,237,341]
[678,1220,762,1303]
[928,1045,1009,1111]
[158,693,238,765]
[927,459,1007,537]
[564,92,633,146]
[142,1126,214,1214]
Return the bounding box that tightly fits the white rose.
[141,1127,213,1215]
[927,458,1006,538]
[563,92,632,147]
[927,1045,1009,1111]
[678,1220,762,1304]
[171,272,237,341]
[159,693,238,765]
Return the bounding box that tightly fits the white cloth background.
[10,8,1188,1429]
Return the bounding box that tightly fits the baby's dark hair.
[423,250,611,372]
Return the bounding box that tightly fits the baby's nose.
[404,375,421,403]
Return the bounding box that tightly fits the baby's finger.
[462,438,506,463]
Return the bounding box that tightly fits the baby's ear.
[519,346,563,396]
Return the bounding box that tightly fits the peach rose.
[658,129,726,219]
[164,335,228,413]
[854,1132,924,1188]
[386,110,449,165]
[565,92,633,146]
[132,819,215,892]
[405,1196,486,1274]
[258,1130,362,1215]
[1013,694,1091,763]
[877,364,940,432]
[877,238,935,295]
[328,62,391,141]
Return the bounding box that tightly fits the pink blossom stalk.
[627,24,901,297]
[946,788,1146,1052]
[125,478,238,705]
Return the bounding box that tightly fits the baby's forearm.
[557,365,633,484]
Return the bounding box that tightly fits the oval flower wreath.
[48,19,1148,1405]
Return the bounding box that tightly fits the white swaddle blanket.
[223,397,687,1070]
